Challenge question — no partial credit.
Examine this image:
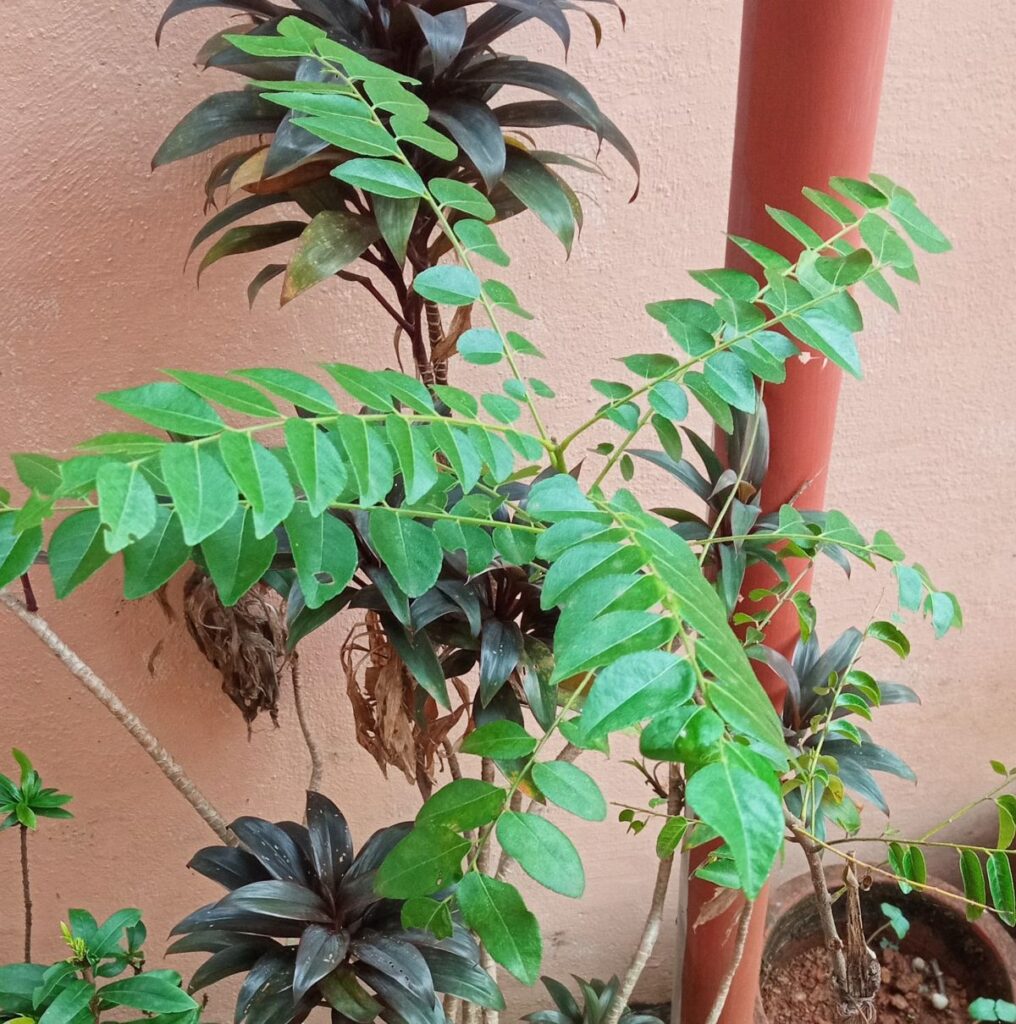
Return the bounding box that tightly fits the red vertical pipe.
[679,3,893,1022]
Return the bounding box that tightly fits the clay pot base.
[762,944,970,1023]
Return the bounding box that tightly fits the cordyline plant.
[2,17,1015,1024]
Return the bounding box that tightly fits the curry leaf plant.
[0,20,985,992]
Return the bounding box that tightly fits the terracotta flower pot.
[754,867,1016,1023]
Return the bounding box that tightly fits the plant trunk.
[678,3,893,1021]
[20,824,32,962]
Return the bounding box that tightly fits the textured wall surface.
[1,0,1014,1014]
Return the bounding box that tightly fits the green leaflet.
[530,762,606,822]
[99,382,224,437]
[165,370,279,418]
[577,651,695,740]
[368,510,442,598]
[456,873,541,985]
[417,779,506,831]
[233,369,338,416]
[285,503,358,609]
[122,506,191,599]
[685,744,782,899]
[614,497,787,766]
[333,417,394,507]
[540,541,647,610]
[375,825,470,899]
[202,507,277,606]
[48,510,113,599]
[160,445,238,546]
[413,265,482,306]
[96,461,157,554]
[495,812,584,897]
[385,417,438,503]
[219,432,295,539]
[284,418,349,517]
[460,721,536,760]
[0,514,42,589]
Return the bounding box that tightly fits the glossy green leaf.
[413,266,481,306]
[988,852,1016,926]
[704,351,756,413]
[202,506,277,606]
[429,178,495,220]
[100,974,196,1014]
[161,445,238,545]
[122,506,191,599]
[959,848,986,922]
[219,431,295,538]
[234,369,338,416]
[530,762,606,822]
[332,158,426,199]
[417,779,506,831]
[454,220,509,267]
[458,329,504,366]
[457,873,541,985]
[292,113,400,157]
[376,825,469,898]
[96,462,157,554]
[0,514,42,589]
[460,721,536,760]
[285,502,358,609]
[496,812,584,897]
[285,418,349,516]
[48,510,113,598]
[334,417,394,506]
[99,382,224,437]
[578,651,695,740]
[400,897,453,941]
[166,371,278,418]
[385,417,437,503]
[369,510,442,598]
[685,745,782,899]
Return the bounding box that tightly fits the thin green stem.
[558,256,886,456]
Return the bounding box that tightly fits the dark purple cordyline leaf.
[188,845,273,891]
[428,99,506,188]
[306,791,355,895]
[293,924,350,1000]
[231,816,315,885]
[219,880,332,922]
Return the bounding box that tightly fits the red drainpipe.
[679,3,894,1022]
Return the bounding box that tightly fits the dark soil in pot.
[759,869,1016,1024]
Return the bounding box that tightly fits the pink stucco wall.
[1,0,1014,1013]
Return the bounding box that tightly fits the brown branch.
[20,825,32,962]
[1,589,236,846]
[786,811,848,993]
[702,901,755,1024]
[602,764,681,1024]
[290,656,323,794]
[442,738,463,781]
[337,270,415,335]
